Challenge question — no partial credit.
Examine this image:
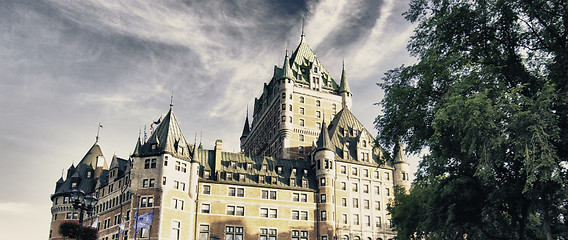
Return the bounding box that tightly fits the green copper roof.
[281,50,296,80]
[240,113,250,139]
[328,108,379,162]
[316,119,333,152]
[339,63,350,93]
[289,35,338,90]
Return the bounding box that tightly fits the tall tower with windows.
[240,34,347,160]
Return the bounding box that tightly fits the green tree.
[377,0,567,239]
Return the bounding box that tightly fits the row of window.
[339,214,393,228]
[339,182,391,196]
[338,198,382,210]
[196,224,310,240]
[339,166,391,180]
[200,203,310,220]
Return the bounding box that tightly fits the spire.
[301,18,305,38]
[240,108,251,139]
[282,50,295,80]
[316,119,332,152]
[133,135,142,156]
[339,61,351,93]
[170,91,174,110]
[96,123,103,142]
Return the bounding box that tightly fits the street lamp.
[70,189,98,225]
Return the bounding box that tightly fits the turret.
[313,120,336,237]
[339,63,352,110]
[393,141,411,192]
[240,110,251,150]
[189,144,200,200]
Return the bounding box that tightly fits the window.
[201,203,210,213]
[299,134,305,141]
[262,164,268,172]
[301,211,308,220]
[282,104,286,110]
[342,214,348,224]
[300,107,305,115]
[174,181,185,191]
[299,96,304,103]
[388,219,393,227]
[375,201,381,210]
[320,177,326,186]
[363,184,369,193]
[299,119,305,126]
[353,214,360,225]
[175,161,186,172]
[231,161,237,169]
[292,210,299,220]
[163,177,167,185]
[225,226,244,240]
[140,228,149,238]
[374,171,379,179]
[320,194,326,203]
[199,225,209,240]
[352,167,358,176]
[237,188,245,197]
[204,170,210,179]
[203,185,211,194]
[293,193,299,202]
[171,220,181,240]
[386,188,391,196]
[140,196,154,208]
[375,186,380,195]
[341,198,347,206]
[353,198,359,208]
[260,208,277,218]
[261,190,276,199]
[332,103,337,111]
[300,193,307,202]
[352,183,358,192]
[320,210,327,221]
[144,158,157,169]
[226,205,235,215]
[316,111,321,118]
[341,182,346,190]
[172,198,184,210]
[229,187,236,196]
[316,100,321,106]
[316,122,321,129]
[340,165,346,174]
[376,217,382,227]
[363,169,369,177]
[271,176,277,184]
[364,215,371,226]
[260,228,277,240]
[384,172,390,180]
[302,179,308,188]
[227,172,234,181]
[292,230,308,240]
[364,199,370,209]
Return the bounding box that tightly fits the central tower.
[240,34,351,159]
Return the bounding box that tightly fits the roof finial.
[96,123,103,142]
[301,18,305,37]
[170,91,174,109]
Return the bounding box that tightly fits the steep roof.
[137,107,191,160]
[289,35,338,90]
[339,63,351,93]
[240,113,250,139]
[315,119,332,152]
[78,140,108,170]
[393,141,408,164]
[327,108,382,164]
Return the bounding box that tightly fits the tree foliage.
[59,221,98,240]
[377,0,567,239]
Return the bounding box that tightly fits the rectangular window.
[171,220,181,240]
[386,188,391,196]
[225,226,244,240]
[320,194,326,203]
[375,186,380,195]
[352,183,358,192]
[229,187,236,196]
[299,119,305,126]
[140,196,154,208]
[342,214,348,224]
[199,225,209,240]
[172,198,184,210]
[260,228,277,240]
[269,208,277,218]
[363,184,369,193]
[341,198,347,206]
[299,107,304,115]
[262,190,276,199]
[364,199,370,209]
[353,214,360,225]
[384,172,390,180]
[340,165,346,174]
[375,201,381,210]
[376,217,382,227]
[300,211,308,220]
[292,193,299,202]
[237,188,245,197]
[341,182,346,190]
[236,206,245,216]
[353,198,359,208]
[320,210,327,221]
[292,210,299,220]
[300,193,307,202]
[226,205,235,215]
[363,169,369,177]
[320,177,326,186]
[365,215,371,226]
[291,230,308,240]
[203,185,211,194]
[201,203,210,213]
[260,208,268,218]
[352,167,358,176]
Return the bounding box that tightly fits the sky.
[0,0,416,238]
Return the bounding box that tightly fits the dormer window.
[151,144,157,150]
[292,168,297,174]
[303,169,308,175]
[276,166,283,174]
[262,164,268,172]
[246,163,253,170]
[231,161,237,169]
[87,171,92,178]
[226,172,233,181]
[71,182,77,188]
[271,176,277,184]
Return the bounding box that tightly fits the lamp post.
[70,189,98,225]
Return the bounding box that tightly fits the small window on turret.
[300,96,305,103]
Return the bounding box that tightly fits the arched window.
[341,236,349,240]
[316,100,321,106]
[362,140,367,147]
[354,237,360,240]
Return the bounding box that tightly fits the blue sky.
[0,0,415,238]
